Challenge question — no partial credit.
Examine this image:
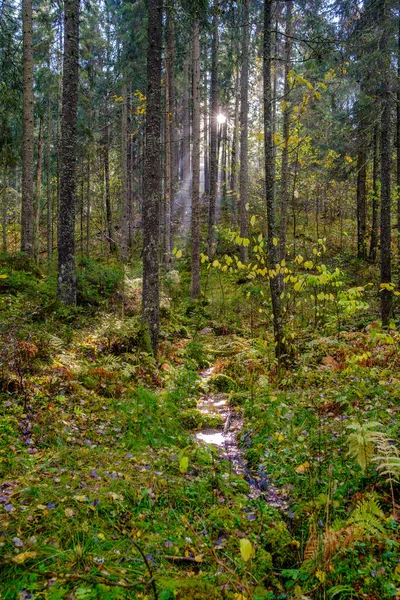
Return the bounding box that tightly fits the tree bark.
[57,0,80,305]
[34,116,43,262]
[142,0,163,355]
[103,121,114,253]
[279,0,293,263]
[121,82,129,262]
[380,0,392,326]
[47,78,53,261]
[191,20,201,299]
[166,2,176,253]
[264,0,285,360]
[356,139,367,260]
[231,66,240,225]
[240,0,250,262]
[208,1,219,254]
[369,126,379,262]
[21,0,34,257]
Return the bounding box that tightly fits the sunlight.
[216,112,227,125]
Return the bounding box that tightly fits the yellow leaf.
[98,533,105,540]
[74,495,89,503]
[273,237,278,247]
[12,551,37,564]
[250,215,256,226]
[277,433,285,442]
[295,461,310,474]
[194,554,203,562]
[179,456,189,474]
[175,249,182,259]
[316,569,326,583]
[240,538,254,562]
[0,274,7,279]
[65,508,74,518]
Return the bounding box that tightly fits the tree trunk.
[380,0,392,326]
[182,54,191,205]
[34,116,43,262]
[103,121,114,253]
[240,0,250,262]
[397,14,400,287]
[142,0,163,355]
[21,0,34,257]
[121,82,129,262]
[47,80,53,261]
[204,76,209,196]
[191,20,201,299]
[57,0,80,305]
[264,0,285,360]
[2,167,8,253]
[166,2,176,251]
[279,1,293,262]
[356,136,367,260]
[369,126,379,262]
[208,1,219,254]
[231,66,240,225]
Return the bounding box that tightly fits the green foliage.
[76,258,123,306]
[348,494,385,536]
[346,420,384,472]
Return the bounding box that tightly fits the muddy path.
[194,366,290,512]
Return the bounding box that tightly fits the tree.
[239,0,250,263]
[21,0,34,257]
[264,0,285,361]
[57,0,80,304]
[379,0,392,326]
[191,18,201,298]
[208,0,219,254]
[142,0,163,355]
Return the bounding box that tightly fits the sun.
[216,113,227,125]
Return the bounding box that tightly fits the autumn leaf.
[12,551,37,564]
[295,461,310,474]
[240,538,254,562]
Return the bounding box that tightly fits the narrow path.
[195,366,290,512]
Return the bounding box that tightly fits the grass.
[1,249,400,599]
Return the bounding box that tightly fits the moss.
[161,579,224,600]
[230,391,249,407]
[178,408,224,430]
[209,374,236,393]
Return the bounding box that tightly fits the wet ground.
[195,366,290,512]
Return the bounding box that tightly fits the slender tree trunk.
[57,0,80,305]
[221,120,227,218]
[182,55,190,203]
[240,0,250,262]
[142,0,162,355]
[21,0,34,257]
[380,0,392,326]
[2,167,7,253]
[204,77,209,196]
[397,15,400,287]
[191,20,201,299]
[121,82,129,262]
[208,1,219,254]
[47,82,52,260]
[231,66,240,224]
[356,136,367,259]
[264,0,285,360]
[164,6,174,268]
[34,116,43,262]
[369,126,379,262]
[166,3,176,252]
[103,122,114,253]
[279,0,293,262]
[86,154,90,257]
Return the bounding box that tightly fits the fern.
[373,433,400,482]
[348,494,385,536]
[346,420,383,472]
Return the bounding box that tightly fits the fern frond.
[348,494,385,536]
[346,421,384,472]
[372,434,400,482]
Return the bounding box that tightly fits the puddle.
[194,365,290,511]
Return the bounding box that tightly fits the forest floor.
[1,254,400,600]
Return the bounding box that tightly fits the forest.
[1,0,400,597]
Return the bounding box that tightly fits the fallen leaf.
[12,551,37,564]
